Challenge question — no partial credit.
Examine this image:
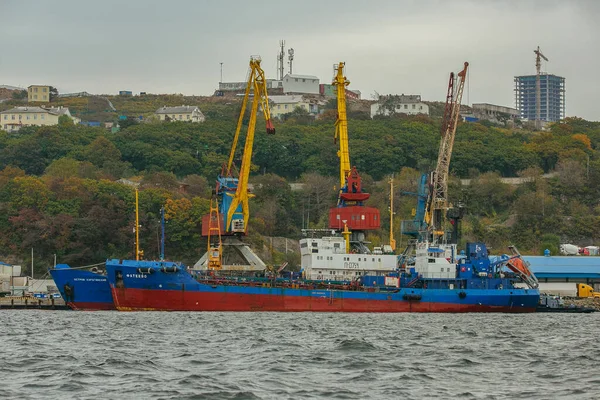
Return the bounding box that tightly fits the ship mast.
[389,176,396,251]
[135,189,143,260]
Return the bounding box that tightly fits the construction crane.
[423,62,468,244]
[197,57,274,271]
[534,46,548,130]
[327,62,380,251]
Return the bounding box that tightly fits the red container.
[328,206,380,231]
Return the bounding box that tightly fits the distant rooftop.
[378,94,422,103]
[269,95,305,104]
[0,85,25,91]
[155,106,200,114]
[284,74,319,80]
[0,106,70,115]
[524,256,600,279]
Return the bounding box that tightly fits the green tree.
[49,86,59,101]
[11,90,27,100]
[58,114,74,127]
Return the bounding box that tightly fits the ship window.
[300,243,308,248]
[312,242,318,247]
[372,258,375,262]
[378,258,381,262]
[334,243,340,248]
[312,249,318,253]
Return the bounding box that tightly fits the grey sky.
[1,0,598,120]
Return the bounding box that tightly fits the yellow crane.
[225,57,275,233]
[328,62,379,238]
[424,62,468,243]
[333,62,351,191]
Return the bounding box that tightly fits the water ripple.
[0,311,599,399]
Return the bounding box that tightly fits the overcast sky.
[1,0,598,120]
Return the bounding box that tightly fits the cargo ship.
[49,264,115,310]
[105,239,540,312]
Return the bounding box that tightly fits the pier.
[0,297,70,310]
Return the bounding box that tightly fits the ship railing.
[193,275,368,291]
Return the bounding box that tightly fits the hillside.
[1,96,600,275]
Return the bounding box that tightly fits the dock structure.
[0,297,70,310]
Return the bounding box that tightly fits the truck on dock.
[577,283,600,298]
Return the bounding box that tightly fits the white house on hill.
[370,94,429,118]
[268,95,320,118]
[1,106,79,132]
[155,106,205,122]
[282,74,319,95]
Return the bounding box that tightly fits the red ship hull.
[68,301,115,311]
[111,287,535,313]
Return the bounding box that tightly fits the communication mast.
[288,48,294,75]
[277,40,285,80]
[534,46,548,130]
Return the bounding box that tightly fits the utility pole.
[220,62,223,83]
[534,46,548,130]
[31,248,34,279]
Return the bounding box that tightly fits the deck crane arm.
[424,62,468,242]
[226,59,275,177]
[225,57,274,233]
[333,62,351,190]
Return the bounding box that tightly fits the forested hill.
[1,100,600,275]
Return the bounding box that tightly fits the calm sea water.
[0,311,599,399]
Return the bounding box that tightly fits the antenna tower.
[277,40,285,80]
[288,48,294,75]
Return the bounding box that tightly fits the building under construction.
[514,73,565,123]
